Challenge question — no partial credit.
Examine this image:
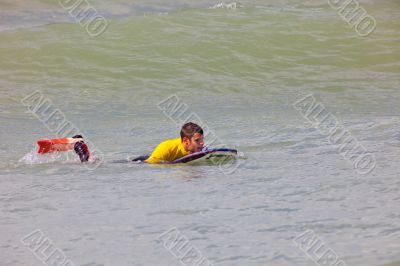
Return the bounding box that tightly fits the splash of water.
[210,2,237,9]
[19,149,80,165]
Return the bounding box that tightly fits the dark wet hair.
[180,122,203,140]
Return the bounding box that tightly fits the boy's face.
[183,133,204,153]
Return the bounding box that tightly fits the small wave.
[209,2,237,9]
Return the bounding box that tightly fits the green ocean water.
[0,1,399,266]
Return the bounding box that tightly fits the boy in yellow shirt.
[144,122,205,164]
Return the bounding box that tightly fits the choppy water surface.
[0,1,399,265]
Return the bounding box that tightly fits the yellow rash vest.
[145,138,188,164]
